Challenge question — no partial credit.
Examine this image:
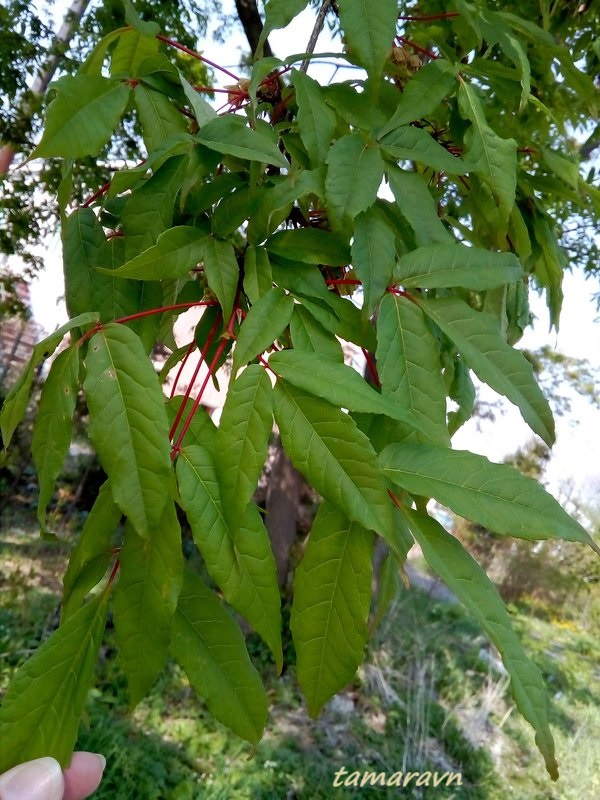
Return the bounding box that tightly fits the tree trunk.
[265,438,305,589]
[0,0,91,175]
[234,0,274,57]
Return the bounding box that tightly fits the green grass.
[1,511,598,799]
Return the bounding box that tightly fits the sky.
[24,0,600,502]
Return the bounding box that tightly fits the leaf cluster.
[1,0,599,784]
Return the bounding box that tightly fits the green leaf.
[32,346,79,530]
[378,60,458,137]
[243,245,273,304]
[458,82,517,244]
[167,396,217,451]
[203,237,240,321]
[215,365,273,530]
[62,480,121,622]
[62,208,107,318]
[270,350,421,429]
[376,295,449,446]
[0,593,108,772]
[171,569,268,744]
[418,297,555,445]
[120,0,160,36]
[337,0,398,79]
[379,125,467,174]
[395,244,523,290]
[325,132,384,230]
[29,75,130,160]
[291,70,337,168]
[212,184,261,239]
[404,508,558,780]
[110,26,160,77]
[113,503,183,707]
[291,502,373,717]
[120,154,189,260]
[387,165,451,246]
[134,84,189,154]
[446,357,476,435]
[179,72,218,125]
[290,306,343,361]
[247,169,325,246]
[83,323,173,537]
[267,228,350,266]
[176,446,282,668]
[458,1,530,111]
[352,206,396,316]
[232,288,294,374]
[107,226,209,280]
[197,115,289,168]
[381,444,597,550]
[1,313,99,449]
[273,381,393,537]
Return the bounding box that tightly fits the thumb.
[0,758,64,800]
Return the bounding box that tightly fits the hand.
[0,753,105,800]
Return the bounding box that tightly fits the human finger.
[0,757,64,800]
[62,753,105,800]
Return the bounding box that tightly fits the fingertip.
[62,752,105,800]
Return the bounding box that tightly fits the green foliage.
[1,0,599,783]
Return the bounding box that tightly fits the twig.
[300,0,334,73]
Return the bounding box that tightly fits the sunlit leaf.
[29,75,130,160]
[108,226,209,280]
[203,237,240,321]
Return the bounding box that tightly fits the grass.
[1,509,599,799]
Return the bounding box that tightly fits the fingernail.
[0,757,64,800]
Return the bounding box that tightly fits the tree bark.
[234,0,274,57]
[0,0,91,175]
[265,438,305,589]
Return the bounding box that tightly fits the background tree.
[1,0,599,787]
